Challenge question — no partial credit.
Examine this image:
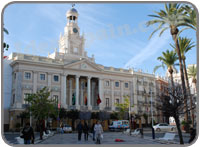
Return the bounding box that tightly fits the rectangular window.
[25,72,31,79]
[115,82,119,87]
[125,83,129,88]
[106,98,109,107]
[24,93,30,104]
[40,74,45,81]
[115,98,119,104]
[105,81,109,86]
[54,75,59,82]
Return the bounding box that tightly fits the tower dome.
[66,7,78,18]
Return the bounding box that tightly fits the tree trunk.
[183,59,194,127]
[169,71,175,90]
[174,115,184,144]
[172,33,188,122]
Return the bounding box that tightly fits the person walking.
[83,121,89,141]
[91,122,96,141]
[21,122,35,144]
[94,120,103,144]
[189,128,196,143]
[76,120,83,141]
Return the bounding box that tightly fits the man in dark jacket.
[189,128,196,143]
[22,122,35,144]
[83,121,89,141]
[76,121,83,141]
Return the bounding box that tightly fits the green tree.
[171,37,195,126]
[147,3,192,122]
[59,108,68,121]
[182,5,197,30]
[154,50,178,89]
[110,112,119,120]
[67,110,80,130]
[25,87,57,121]
[143,113,148,127]
[25,87,57,139]
[115,96,133,120]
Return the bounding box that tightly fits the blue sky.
[3,3,197,76]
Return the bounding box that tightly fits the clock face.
[73,28,78,33]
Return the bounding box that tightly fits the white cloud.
[124,30,171,69]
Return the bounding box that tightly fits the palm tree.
[154,50,178,89]
[187,65,197,91]
[146,3,193,122]
[182,5,197,30]
[171,37,195,126]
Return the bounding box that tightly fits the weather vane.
[72,3,75,8]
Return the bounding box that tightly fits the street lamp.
[150,88,155,139]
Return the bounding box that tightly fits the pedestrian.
[21,122,35,144]
[91,122,96,141]
[94,120,103,144]
[76,120,83,141]
[188,128,196,143]
[83,121,89,141]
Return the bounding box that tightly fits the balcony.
[80,106,88,110]
[104,107,111,111]
[92,106,99,110]
[69,105,76,110]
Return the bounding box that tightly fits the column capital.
[75,75,80,78]
[87,76,92,79]
[98,77,104,80]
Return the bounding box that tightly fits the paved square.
[39,132,160,144]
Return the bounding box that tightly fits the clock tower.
[59,6,85,57]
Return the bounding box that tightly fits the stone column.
[61,74,67,108]
[69,79,72,105]
[33,72,37,93]
[99,78,104,110]
[75,75,80,108]
[87,76,92,110]
[111,80,115,111]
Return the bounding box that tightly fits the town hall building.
[4,7,158,130]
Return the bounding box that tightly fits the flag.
[97,94,101,105]
[84,95,87,105]
[72,93,76,105]
[58,103,60,109]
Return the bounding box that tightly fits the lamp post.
[150,88,155,139]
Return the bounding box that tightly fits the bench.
[158,133,176,141]
[131,129,140,136]
[123,129,130,135]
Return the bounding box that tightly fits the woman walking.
[94,121,103,144]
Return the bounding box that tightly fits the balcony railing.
[92,106,99,110]
[80,106,88,110]
[104,107,112,110]
[69,105,76,110]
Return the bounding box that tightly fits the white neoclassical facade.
[4,7,158,129]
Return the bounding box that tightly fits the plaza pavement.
[39,132,160,144]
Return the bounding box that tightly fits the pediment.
[64,60,103,72]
